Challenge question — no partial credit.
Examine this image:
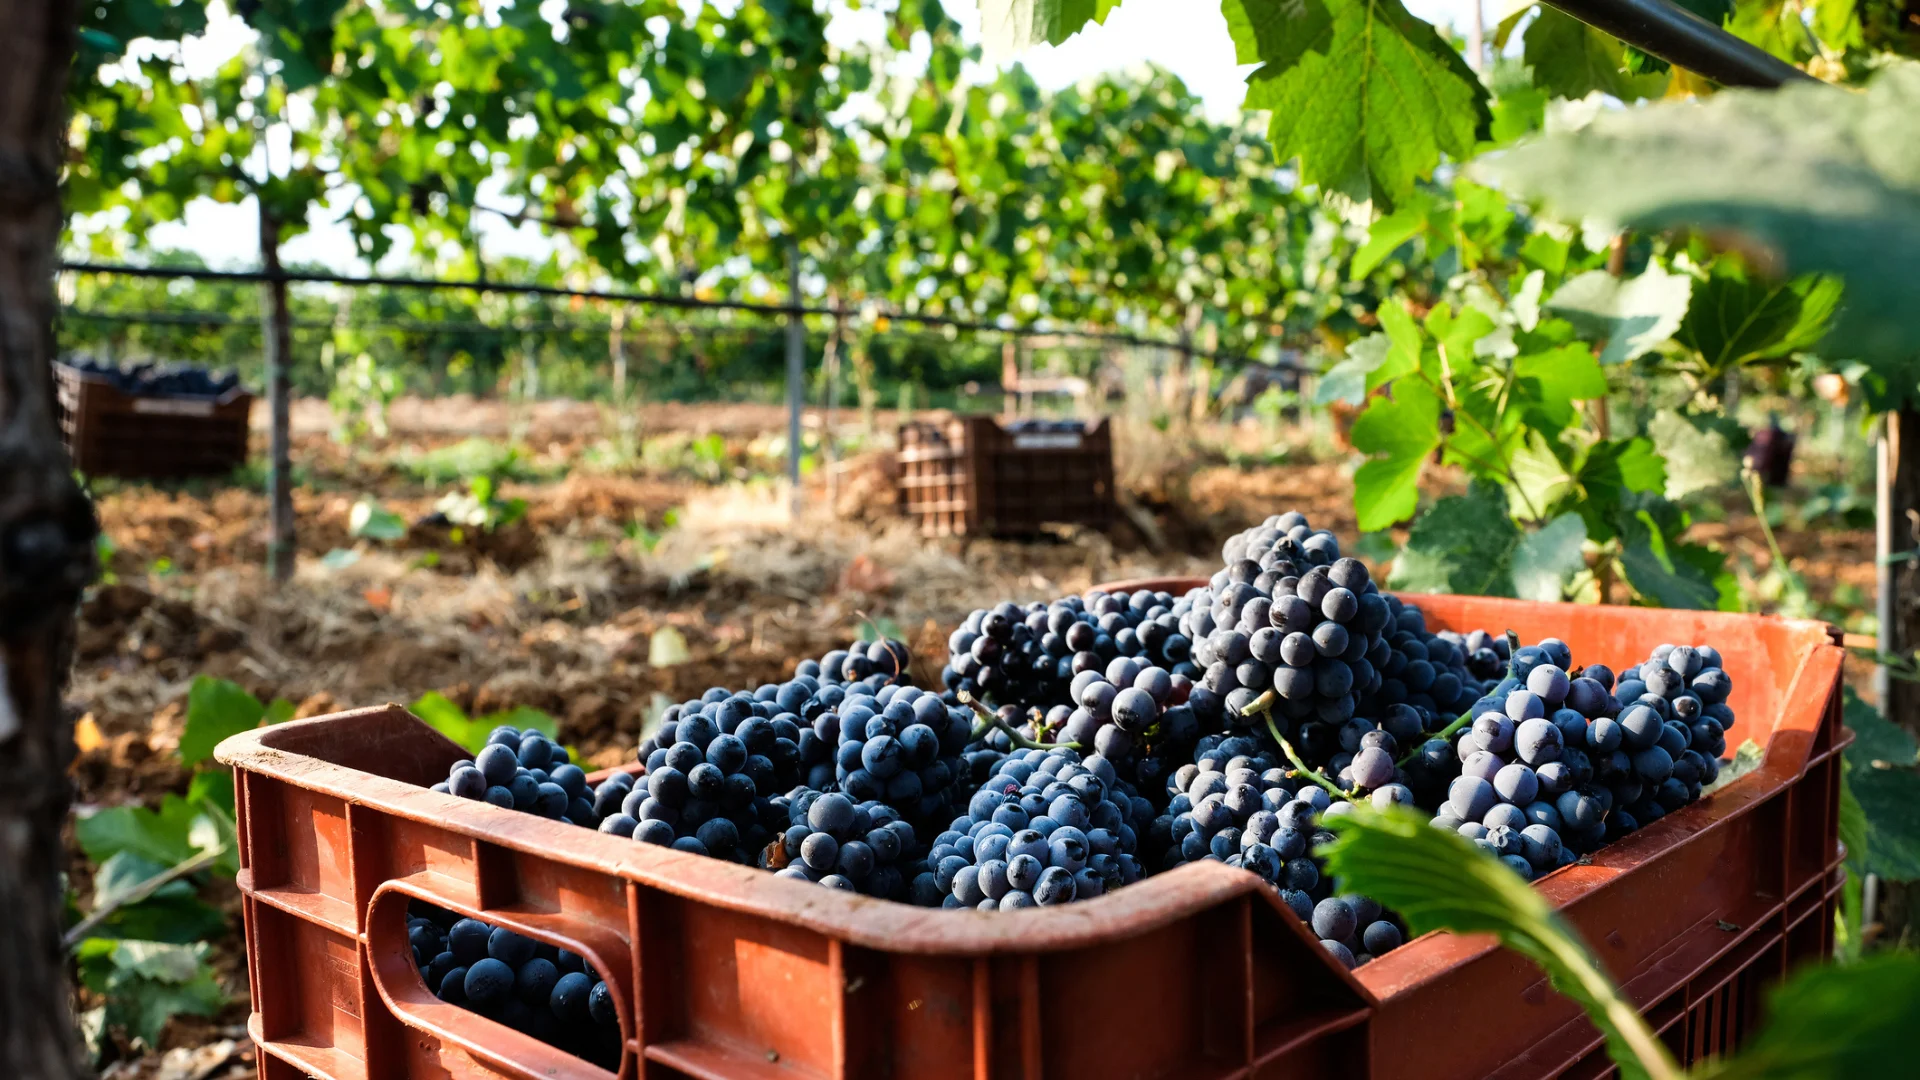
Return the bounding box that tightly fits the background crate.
[54,361,252,480]
[219,595,1846,1080]
[896,415,1114,537]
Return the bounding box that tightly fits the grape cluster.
[407,906,621,1069]
[1362,598,1496,719]
[765,790,922,898]
[1148,733,1405,968]
[432,727,604,829]
[616,693,806,860]
[920,747,1147,908]
[802,637,915,694]
[1604,644,1732,832]
[1184,514,1392,740]
[1048,655,1200,787]
[810,681,977,827]
[942,590,1190,712]
[65,357,241,398]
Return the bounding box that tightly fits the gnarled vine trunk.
[0,1,96,1077]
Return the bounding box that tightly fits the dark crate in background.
[896,415,1114,537]
[55,362,253,480]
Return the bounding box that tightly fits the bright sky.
[106,0,1486,272]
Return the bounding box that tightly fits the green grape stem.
[1397,708,1473,767]
[1263,713,1351,799]
[955,690,1081,752]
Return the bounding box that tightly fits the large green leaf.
[1320,808,1675,1080]
[178,676,290,767]
[1676,261,1844,376]
[1842,689,1920,881]
[1233,0,1490,205]
[409,692,558,754]
[76,796,203,868]
[1544,263,1693,366]
[977,0,1126,56]
[1511,512,1588,602]
[1647,409,1744,499]
[1522,9,1665,102]
[74,939,226,1051]
[1477,62,1920,363]
[1388,481,1521,597]
[1350,378,1442,530]
[1615,496,1732,611]
[1705,951,1920,1080]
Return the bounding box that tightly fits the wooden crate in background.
[895,415,1114,536]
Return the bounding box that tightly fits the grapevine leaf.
[1238,0,1490,206]
[1676,262,1843,376]
[1705,951,1920,1080]
[1388,481,1520,597]
[76,796,202,868]
[1319,808,1672,1080]
[75,940,225,1050]
[1351,202,1428,278]
[178,676,268,767]
[1844,687,1919,767]
[1511,512,1588,602]
[409,692,558,753]
[1522,8,1665,102]
[1514,343,1608,403]
[1318,334,1391,406]
[349,499,408,541]
[1544,263,1693,365]
[978,0,1127,56]
[1476,63,1920,362]
[1350,378,1442,530]
[85,852,226,945]
[1841,690,1920,881]
[1648,409,1744,499]
[1616,497,1724,610]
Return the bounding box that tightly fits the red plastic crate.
[217,593,1846,1080]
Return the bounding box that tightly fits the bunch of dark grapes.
[810,681,976,827]
[1182,514,1392,760]
[432,727,605,829]
[65,356,242,398]
[1037,655,1201,797]
[1361,597,1495,719]
[1604,644,1732,832]
[615,692,805,860]
[920,747,1147,908]
[804,637,915,694]
[407,905,621,1068]
[941,589,1191,711]
[1148,733,1405,968]
[765,790,922,898]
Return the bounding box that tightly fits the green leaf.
[977,0,1126,55]
[76,796,202,868]
[83,852,226,945]
[78,940,226,1050]
[1350,379,1442,530]
[1319,808,1675,1080]
[1676,261,1843,376]
[1706,951,1920,1080]
[1523,8,1665,102]
[1545,263,1693,365]
[1616,497,1724,610]
[1476,63,1920,363]
[1388,481,1522,597]
[1511,513,1587,602]
[409,692,556,753]
[1648,409,1743,499]
[1317,335,1391,407]
[1351,203,1428,278]
[178,676,267,767]
[1514,343,1608,403]
[349,498,408,541]
[1841,690,1920,881]
[1237,0,1490,205]
[1844,687,1919,767]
